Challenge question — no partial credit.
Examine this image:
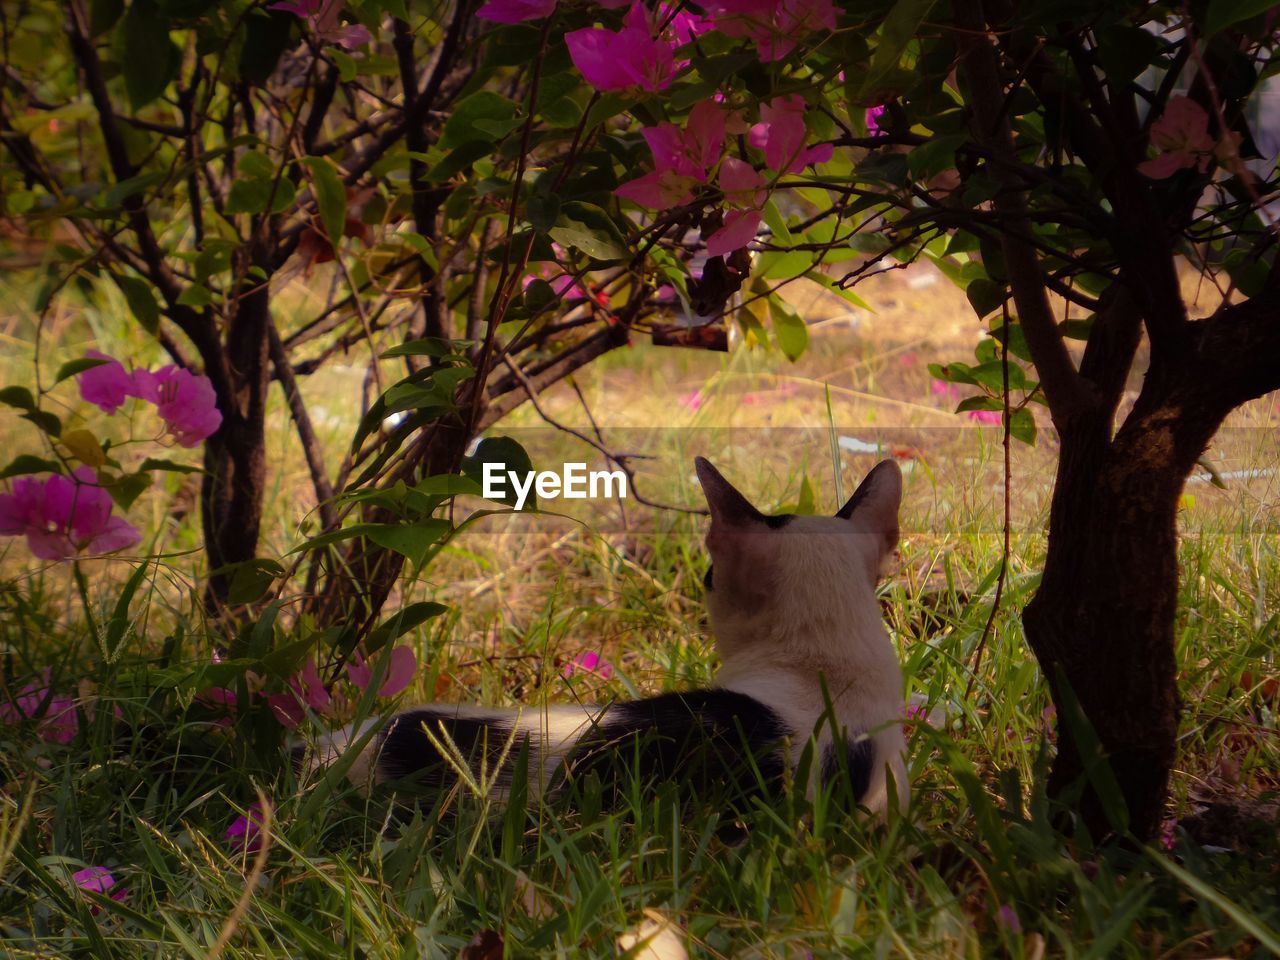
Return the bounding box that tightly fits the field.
[1,262,1278,958]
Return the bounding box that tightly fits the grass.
[1,266,1279,957]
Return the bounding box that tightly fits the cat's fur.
[303,458,908,815]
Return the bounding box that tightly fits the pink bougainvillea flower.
[566,5,679,93]
[930,378,960,400]
[681,390,705,412]
[268,657,332,728]
[133,365,222,447]
[76,350,136,414]
[562,650,613,680]
[649,101,726,179]
[654,1,711,44]
[705,208,763,257]
[270,0,371,49]
[0,467,141,560]
[72,866,127,913]
[967,409,1002,425]
[617,102,726,209]
[616,169,700,209]
[0,669,79,744]
[290,657,332,712]
[1138,96,1216,179]
[477,0,555,22]
[995,904,1021,934]
[525,242,590,300]
[266,692,305,729]
[718,156,766,208]
[347,645,417,698]
[526,261,585,299]
[865,104,887,136]
[749,95,832,174]
[706,156,767,254]
[705,0,836,61]
[225,799,272,854]
[196,685,239,727]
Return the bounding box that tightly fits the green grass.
[2,506,1278,957]
[1,272,1278,957]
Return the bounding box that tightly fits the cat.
[302,457,908,817]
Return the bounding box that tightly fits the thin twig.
[964,303,1013,707]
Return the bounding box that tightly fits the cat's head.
[694,457,902,665]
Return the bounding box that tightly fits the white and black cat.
[304,457,908,816]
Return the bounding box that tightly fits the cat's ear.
[836,460,902,565]
[695,457,764,526]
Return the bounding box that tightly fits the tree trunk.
[201,262,273,608]
[1023,364,1238,841]
[309,414,474,631]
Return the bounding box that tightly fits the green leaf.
[227,558,285,605]
[225,155,295,216]
[549,201,628,262]
[0,386,37,411]
[761,198,794,245]
[304,156,346,251]
[1059,316,1094,340]
[0,455,61,479]
[103,560,152,663]
[176,284,213,308]
[759,250,814,280]
[1008,407,1036,445]
[90,0,124,37]
[1204,0,1278,37]
[226,177,271,215]
[426,141,493,183]
[929,361,976,385]
[807,271,871,310]
[240,9,295,85]
[139,456,203,474]
[906,133,967,180]
[441,91,522,149]
[965,277,1006,319]
[365,520,451,567]
[22,410,62,437]
[237,149,276,179]
[968,359,1027,391]
[330,48,358,82]
[769,296,808,362]
[54,357,111,385]
[120,0,178,108]
[463,437,535,508]
[526,193,561,234]
[519,277,558,315]
[116,274,160,335]
[990,321,1032,363]
[379,338,469,359]
[955,395,1001,412]
[365,600,448,653]
[107,471,152,509]
[858,0,937,100]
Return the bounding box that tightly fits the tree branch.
[478,323,631,431]
[268,323,338,532]
[953,0,1094,425]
